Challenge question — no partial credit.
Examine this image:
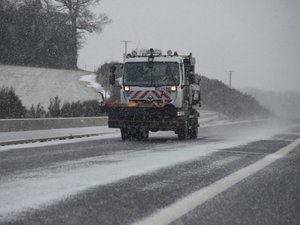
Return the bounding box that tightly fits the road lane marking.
[219,150,267,155]
[133,137,300,225]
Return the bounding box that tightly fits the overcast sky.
[78,0,300,92]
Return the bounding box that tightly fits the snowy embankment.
[0,65,104,108]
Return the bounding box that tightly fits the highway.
[0,119,300,225]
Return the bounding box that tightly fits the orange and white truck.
[101,48,201,140]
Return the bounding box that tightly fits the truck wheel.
[120,128,130,141]
[177,127,188,140]
[136,128,149,141]
[189,123,198,139]
[189,119,199,139]
[129,128,139,140]
[141,129,149,140]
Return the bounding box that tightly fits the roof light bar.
[140,49,162,56]
[131,50,137,57]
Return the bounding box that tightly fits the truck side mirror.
[109,65,116,85]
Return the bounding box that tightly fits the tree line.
[0,0,110,69]
[0,87,103,119]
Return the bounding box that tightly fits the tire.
[189,123,198,139]
[136,128,149,141]
[130,128,139,140]
[122,127,149,141]
[177,127,188,140]
[189,119,199,139]
[120,128,130,141]
[141,129,149,140]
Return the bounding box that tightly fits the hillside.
[0,65,103,109]
[200,76,270,119]
[243,88,300,119]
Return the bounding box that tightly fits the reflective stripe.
[161,91,170,99]
[130,90,171,100]
[152,90,161,98]
[140,90,150,99]
[131,90,142,99]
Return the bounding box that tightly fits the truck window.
[123,62,180,86]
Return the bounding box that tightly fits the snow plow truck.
[100,48,201,140]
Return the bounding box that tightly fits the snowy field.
[0,65,103,108]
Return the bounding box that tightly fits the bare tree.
[48,0,111,68]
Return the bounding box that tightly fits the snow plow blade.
[100,105,185,131]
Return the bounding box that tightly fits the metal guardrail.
[0,117,108,132]
[0,111,222,133]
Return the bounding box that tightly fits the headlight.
[177,111,185,117]
[171,86,177,92]
[124,86,130,91]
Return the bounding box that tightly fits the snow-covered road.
[0,119,299,225]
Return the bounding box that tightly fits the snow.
[79,74,103,91]
[0,120,292,221]
[80,73,106,101]
[0,140,233,221]
[116,77,122,85]
[211,156,241,166]
[0,65,102,108]
[0,127,120,153]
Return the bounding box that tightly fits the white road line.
[219,150,267,155]
[133,137,300,225]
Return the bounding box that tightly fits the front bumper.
[101,106,186,131]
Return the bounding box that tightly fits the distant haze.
[78,0,300,92]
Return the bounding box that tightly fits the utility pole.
[121,40,131,62]
[227,70,234,88]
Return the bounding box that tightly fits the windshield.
[123,62,180,86]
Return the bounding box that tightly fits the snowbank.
[0,65,104,108]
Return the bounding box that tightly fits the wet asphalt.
[1,121,300,225]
